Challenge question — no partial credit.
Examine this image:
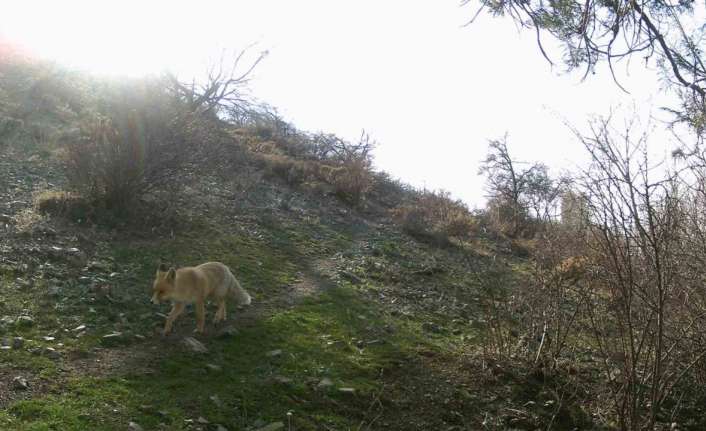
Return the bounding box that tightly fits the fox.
[151,262,251,335]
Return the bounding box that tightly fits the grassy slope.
[0,145,542,430]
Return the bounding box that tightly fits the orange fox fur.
[151,262,251,335]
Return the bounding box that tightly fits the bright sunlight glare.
[0,0,681,206]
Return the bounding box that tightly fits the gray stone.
[266,349,282,358]
[256,422,284,431]
[205,363,222,372]
[182,337,208,353]
[128,422,144,431]
[100,332,124,346]
[11,376,28,390]
[16,315,34,327]
[44,347,61,360]
[317,377,333,389]
[422,322,442,333]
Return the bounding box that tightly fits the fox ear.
[158,263,168,272]
[166,267,176,282]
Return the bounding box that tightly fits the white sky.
[0,0,682,207]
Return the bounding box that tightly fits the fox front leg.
[195,299,206,333]
[163,302,185,335]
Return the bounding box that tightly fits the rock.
[266,349,282,358]
[256,422,284,431]
[0,214,11,223]
[16,315,34,327]
[128,422,144,431]
[196,416,209,424]
[215,425,229,431]
[100,332,124,346]
[182,337,208,353]
[273,375,292,385]
[217,326,239,338]
[339,387,356,394]
[209,394,223,407]
[65,249,88,268]
[339,271,362,284]
[44,347,61,359]
[317,377,333,389]
[205,363,222,372]
[72,324,86,332]
[11,376,28,390]
[43,336,55,342]
[422,322,442,333]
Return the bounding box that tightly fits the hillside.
[0,130,552,430]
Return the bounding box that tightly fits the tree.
[464,0,706,127]
[479,135,560,235]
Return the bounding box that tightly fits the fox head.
[152,263,176,305]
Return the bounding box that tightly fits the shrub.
[392,190,476,244]
[61,77,229,211]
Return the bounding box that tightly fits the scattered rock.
[256,422,284,431]
[273,375,292,385]
[16,315,34,327]
[209,394,223,407]
[206,363,222,372]
[339,270,362,284]
[422,322,442,333]
[128,421,144,431]
[182,336,208,353]
[196,416,209,424]
[317,377,333,389]
[43,336,55,342]
[217,326,239,338]
[100,332,124,346]
[11,376,29,390]
[266,349,282,358]
[72,324,86,332]
[44,347,61,359]
[339,387,356,394]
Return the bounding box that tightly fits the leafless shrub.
[392,189,476,244]
[62,76,234,212]
[570,115,706,430]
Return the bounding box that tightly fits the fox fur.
[151,262,251,335]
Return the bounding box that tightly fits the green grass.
[0,284,430,430]
[0,186,503,430]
